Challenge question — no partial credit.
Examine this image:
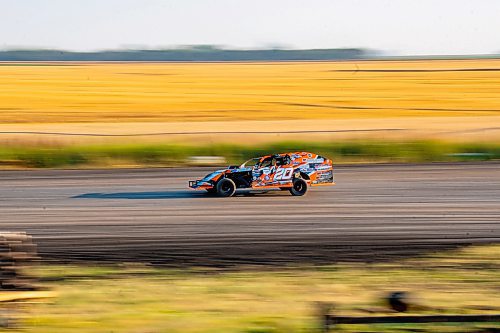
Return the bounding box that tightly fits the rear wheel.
[289,178,307,196]
[216,178,236,197]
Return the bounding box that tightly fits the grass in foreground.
[0,140,499,168]
[11,245,500,333]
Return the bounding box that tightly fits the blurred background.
[0,1,499,332]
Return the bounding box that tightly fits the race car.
[188,152,335,197]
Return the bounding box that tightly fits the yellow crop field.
[1,59,500,123]
[1,59,500,143]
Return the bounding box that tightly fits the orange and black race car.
[188,152,335,197]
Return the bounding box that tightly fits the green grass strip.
[0,140,499,168]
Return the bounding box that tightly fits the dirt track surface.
[1,163,499,266]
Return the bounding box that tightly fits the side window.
[259,157,273,168]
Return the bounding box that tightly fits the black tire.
[289,178,307,196]
[216,178,236,197]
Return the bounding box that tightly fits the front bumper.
[188,180,213,190]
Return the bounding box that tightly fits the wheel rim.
[221,182,232,193]
[294,181,304,192]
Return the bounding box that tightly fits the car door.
[252,156,277,187]
[272,155,294,185]
[252,155,294,187]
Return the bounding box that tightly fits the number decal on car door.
[274,167,293,181]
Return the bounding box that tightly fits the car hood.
[201,170,224,181]
[202,167,253,180]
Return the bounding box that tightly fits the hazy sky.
[1,0,499,55]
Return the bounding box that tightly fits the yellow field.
[1,59,500,142]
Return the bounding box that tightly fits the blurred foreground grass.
[12,244,500,333]
[0,140,499,168]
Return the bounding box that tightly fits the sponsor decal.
[274,167,293,181]
[261,167,272,175]
[299,166,315,172]
[316,170,334,183]
[306,158,325,163]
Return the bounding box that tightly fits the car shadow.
[73,189,287,200]
[73,190,207,200]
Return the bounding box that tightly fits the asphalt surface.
[1,163,499,266]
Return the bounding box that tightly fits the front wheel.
[216,178,236,197]
[289,178,307,196]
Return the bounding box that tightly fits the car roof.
[258,152,313,160]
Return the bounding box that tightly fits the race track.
[1,163,499,266]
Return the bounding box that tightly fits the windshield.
[240,157,261,168]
